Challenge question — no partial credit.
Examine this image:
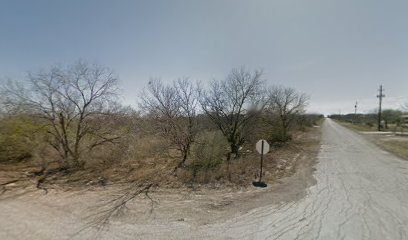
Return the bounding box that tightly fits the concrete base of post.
[252,181,267,188]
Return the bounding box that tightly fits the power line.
[377,85,385,131]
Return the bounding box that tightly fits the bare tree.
[1,61,120,168]
[199,67,265,178]
[267,86,308,140]
[0,92,5,118]
[140,78,199,171]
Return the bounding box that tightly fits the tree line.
[329,109,406,130]
[0,61,320,183]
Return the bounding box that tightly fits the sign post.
[254,139,270,188]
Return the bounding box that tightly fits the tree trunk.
[173,146,189,175]
[226,152,232,181]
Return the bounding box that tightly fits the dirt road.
[194,118,408,240]
[1,118,408,239]
[154,118,408,239]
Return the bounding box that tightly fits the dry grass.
[0,119,323,192]
[175,127,321,188]
[337,120,408,134]
[339,121,408,161]
[337,121,376,132]
[375,139,408,160]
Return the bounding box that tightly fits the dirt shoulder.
[359,134,408,160]
[0,126,321,233]
[0,126,322,240]
[138,127,322,226]
[336,120,408,161]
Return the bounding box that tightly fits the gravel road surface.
[1,118,408,239]
[192,118,408,240]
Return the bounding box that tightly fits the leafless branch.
[200,67,265,160]
[1,61,120,168]
[267,86,309,140]
[140,78,199,171]
[74,182,156,237]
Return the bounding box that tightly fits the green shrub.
[269,129,292,143]
[366,122,374,127]
[190,131,228,172]
[0,116,39,162]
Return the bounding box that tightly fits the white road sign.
[256,139,270,155]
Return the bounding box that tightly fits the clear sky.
[1,0,407,115]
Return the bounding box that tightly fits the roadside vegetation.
[329,110,406,132]
[0,61,323,193]
[329,111,408,161]
[379,140,408,160]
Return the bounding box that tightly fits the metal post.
[260,140,264,182]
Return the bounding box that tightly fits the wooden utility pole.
[354,101,358,124]
[377,85,385,131]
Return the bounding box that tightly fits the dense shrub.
[190,131,227,171]
[0,116,39,162]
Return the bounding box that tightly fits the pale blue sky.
[1,0,407,114]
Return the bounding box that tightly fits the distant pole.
[354,101,358,124]
[377,85,385,131]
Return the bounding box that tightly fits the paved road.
[193,118,408,240]
[1,118,408,239]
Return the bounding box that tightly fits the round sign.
[256,139,270,155]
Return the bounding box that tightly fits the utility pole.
[354,101,358,124]
[377,85,385,131]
